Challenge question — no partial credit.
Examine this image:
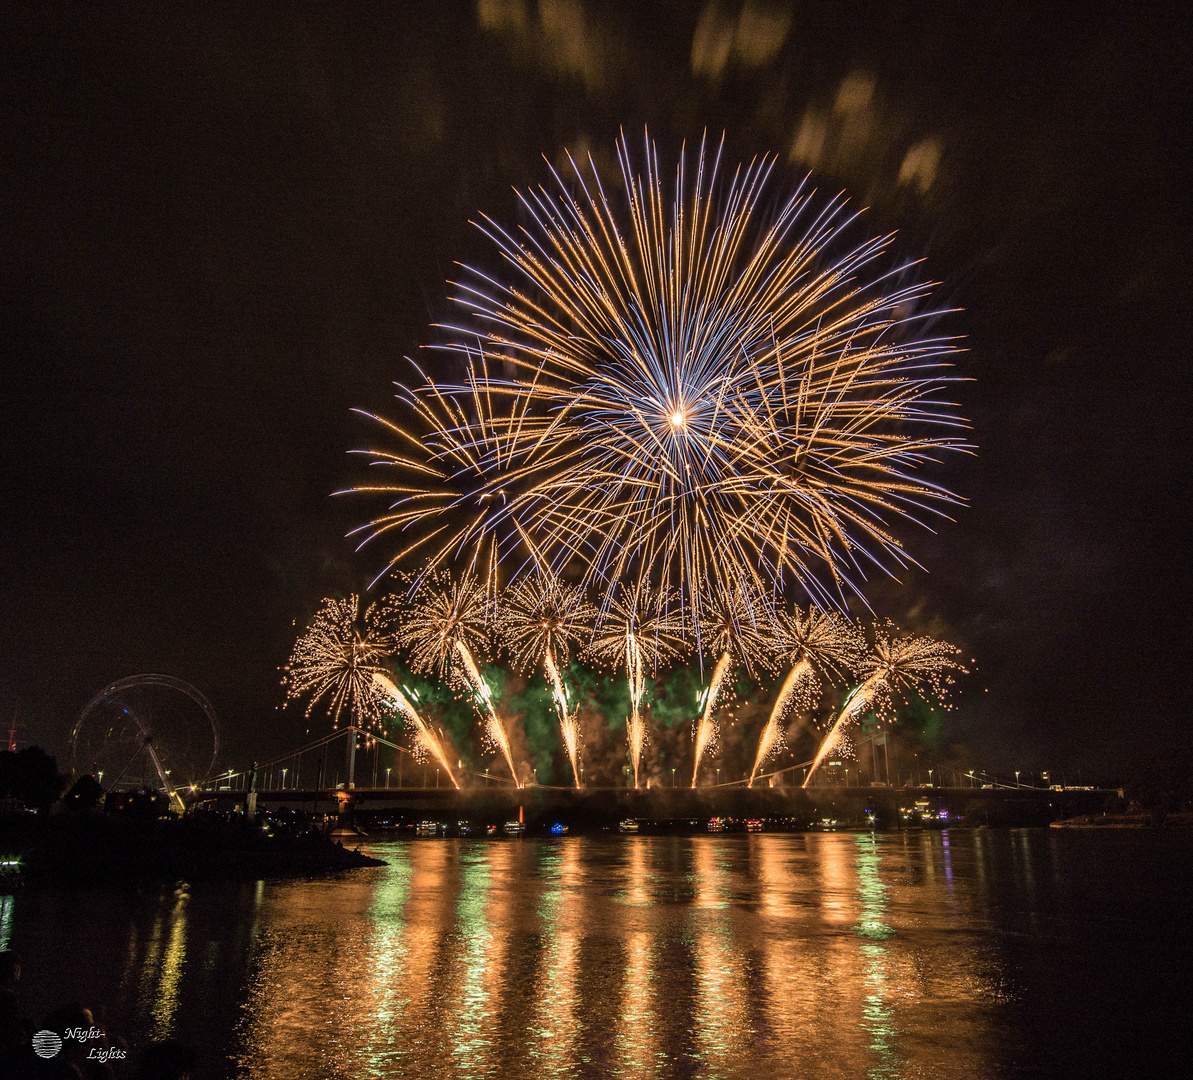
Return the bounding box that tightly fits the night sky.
[2,2,1188,781]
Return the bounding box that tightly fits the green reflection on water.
[361,848,414,1074]
[450,848,495,1074]
[525,842,578,1076]
[854,835,902,1080]
[0,894,13,950]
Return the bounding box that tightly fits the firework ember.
[282,595,396,731]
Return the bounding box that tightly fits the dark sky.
[2,1,1188,780]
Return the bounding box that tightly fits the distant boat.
[618,819,640,833]
[745,819,763,832]
[503,820,525,836]
[706,817,725,832]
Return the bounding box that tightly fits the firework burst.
[690,584,779,786]
[803,624,966,786]
[497,573,595,785]
[587,583,687,788]
[346,130,968,623]
[282,595,397,730]
[395,572,519,783]
[749,607,865,785]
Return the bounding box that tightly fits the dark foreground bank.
[0,816,384,886]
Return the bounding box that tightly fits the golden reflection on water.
[614,840,657,1075]
[222,833,1004,1079]
[690,840,752,1075]
[527,839,580,1075]
[148,888,189,1040]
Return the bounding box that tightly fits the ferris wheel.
[71,674,220,809]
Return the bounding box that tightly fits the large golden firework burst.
[347,130,968,627]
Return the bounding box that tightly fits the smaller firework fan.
[804,623,966,786]
[396,571,519,783]
[587,583,688,788]
[497,573,595,785]
[691,585,781,786]
[282,595,397,730]
[749,607,866,785]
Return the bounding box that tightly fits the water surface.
[5,830,1189,1078]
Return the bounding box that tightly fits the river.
[3,829,1189,1078]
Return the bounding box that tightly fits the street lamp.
[281,768,288,790]
[715,767,720,785]
[386,767,391,789]
[928,768,933,787]
[1015,770,1021,787]
[672,767,676,787]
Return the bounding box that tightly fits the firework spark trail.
[749,657,814,787]
[543,649,581,785]
[588,584,685,788]
[625,631,647,788]
[692,652,733,787]
[803,679,879,786]
[454,640,518,784]
[690,585,777,786]
[803,628,965,787]
[346,131,970,623]
[748,607,864,786]
[396,571,521,785]
[371,672,459,789]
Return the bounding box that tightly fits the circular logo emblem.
[32,1030,63,1059]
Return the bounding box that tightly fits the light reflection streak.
[445,846,501,1073]
[149,889,189,1040]
[613,840,659,1074]
[853,834,902,1079]
[0,894,13,950]
[690,840,751,1073]
[357,843,415,1071]
[755,836,816,1066]
[209,834,1009,1079]
[130,889,189,1042]
[527,840,581,1075]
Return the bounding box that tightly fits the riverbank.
[1050,810,1193,828]
[0,815,384,886]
